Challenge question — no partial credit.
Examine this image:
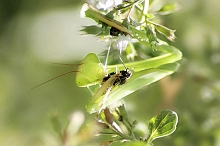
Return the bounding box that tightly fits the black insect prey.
[102,68,132,86]
[110,27,121,36]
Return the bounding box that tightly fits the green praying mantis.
[31,38,181,114]
[76,44,182,114]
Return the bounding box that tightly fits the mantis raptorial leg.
[104,41,112,73]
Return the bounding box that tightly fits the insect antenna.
[31,70,78,90]
[118,56,127,69]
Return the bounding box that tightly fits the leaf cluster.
[65,0,182,145]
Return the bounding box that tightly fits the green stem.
[109,125,135,141]
[143,0,149,15]
[123,120,136,140]
[140,0,149,23]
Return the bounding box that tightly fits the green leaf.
[154,23,176,41]
[85,45,182,113]
[49,113,64,142]
[126,42,137,61]
[129,25,149,44]
[50,114,62,134]
[158,3,178,15]
[117,105,129,121]
[146,25,158,46]
[105,63,180,108]
[106,10,116,19]
[120,141,151,146]
[80,25,102,35]
[87,63,180,113]
[146,110,178,143]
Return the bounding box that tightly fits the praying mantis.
[76,44,182,114]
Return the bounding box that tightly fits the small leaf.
[50,114,62,134]
[49,113,64,142]
[101,140,113,146]
[120,141,150,146]
[146,110,178,143]
[129,25,148,43]
[87,63,180,113]
[80,25,102,35]
[146,25,158,46]
[106,10,115,19]
[154,23,176,41]
[126,42,137,61]
[147,13,154,19]
[158,3,178,15]
[117,105,129,121]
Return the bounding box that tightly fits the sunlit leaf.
[153,23,176,41]
[81,25,102,35]
[105,63,180,107]
[129,25,149,44]
[120,141,151,146]
[146,25,158,46]
[101,140,113,146]
[50,114,62,134]
[158,3,178,15]
[146,110,178,143]
[87,63,180,113]
[84,44,182,113]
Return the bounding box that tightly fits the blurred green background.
[0,0,220,146]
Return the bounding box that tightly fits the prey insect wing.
[102,68,132,86]
[86,68,132,113]
[86,74,118,113]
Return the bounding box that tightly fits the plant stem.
[141,0,149,23]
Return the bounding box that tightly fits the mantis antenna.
[31,70,78,89]
[31,62,82,89]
